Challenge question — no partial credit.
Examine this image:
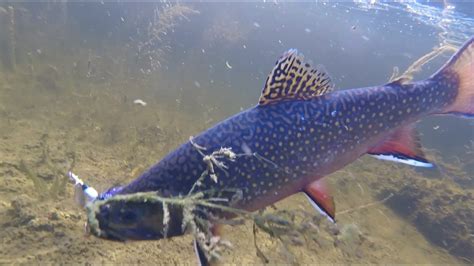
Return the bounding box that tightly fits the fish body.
[113,80,451,207]
[89,37,474,245]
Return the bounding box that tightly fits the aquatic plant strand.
[390,44,457,83]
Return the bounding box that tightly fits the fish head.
[86,194,184,241]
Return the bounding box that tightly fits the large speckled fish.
[82,37,473,264]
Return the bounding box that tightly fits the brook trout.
[82,37,473,263]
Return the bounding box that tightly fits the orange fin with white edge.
[433,36,474,117]
[303,179,336,223]
[368,125,433,168]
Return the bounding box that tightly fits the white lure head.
[68,171,98,208]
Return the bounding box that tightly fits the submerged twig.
[390,44,457,83]
[336,193,394,216]
[253,222,270,264]
[189,136,237,192]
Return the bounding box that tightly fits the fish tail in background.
[431,36,474,117]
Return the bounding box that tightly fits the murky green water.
[0,2,473,264]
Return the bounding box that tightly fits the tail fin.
[431,37,473,117]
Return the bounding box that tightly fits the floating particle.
[351,25,357,30]
[36,49,42,55]
[133,99,147,106]
[304,28,311,33]
[194,81,201,88]
[253,22,260,28]
[361,35,370,41]
[120,17,125,22]
[243,44,247,49]
[225,61,233,69]
[433,125,440,130]
[241,142,252,155]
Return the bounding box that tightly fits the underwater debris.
[18,160,48,198]
[204,13,250,45]
[389,44,457,83]
[133,99,147,106]
[137,4,199,72]
[252,222,270,263]
[16,134,75,200]
[465,140,474,156]
[189,136,237,185]
[336,193,393,216]
[250,206,343,263]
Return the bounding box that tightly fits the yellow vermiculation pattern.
[259,49,334,105]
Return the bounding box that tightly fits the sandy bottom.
[0,72,470,264]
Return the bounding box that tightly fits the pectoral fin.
[303,179,336,223]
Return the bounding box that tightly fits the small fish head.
[86,195,183,241]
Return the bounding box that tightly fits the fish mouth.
[101,227,165,241]
[86,200,182,241]
[89,208,166,241]
[88,217,166,241]
[85,192,186,241]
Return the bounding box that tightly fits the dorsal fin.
[258,49,334,106]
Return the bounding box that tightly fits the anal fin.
[303,179,336,223]
[368,125,433,167]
